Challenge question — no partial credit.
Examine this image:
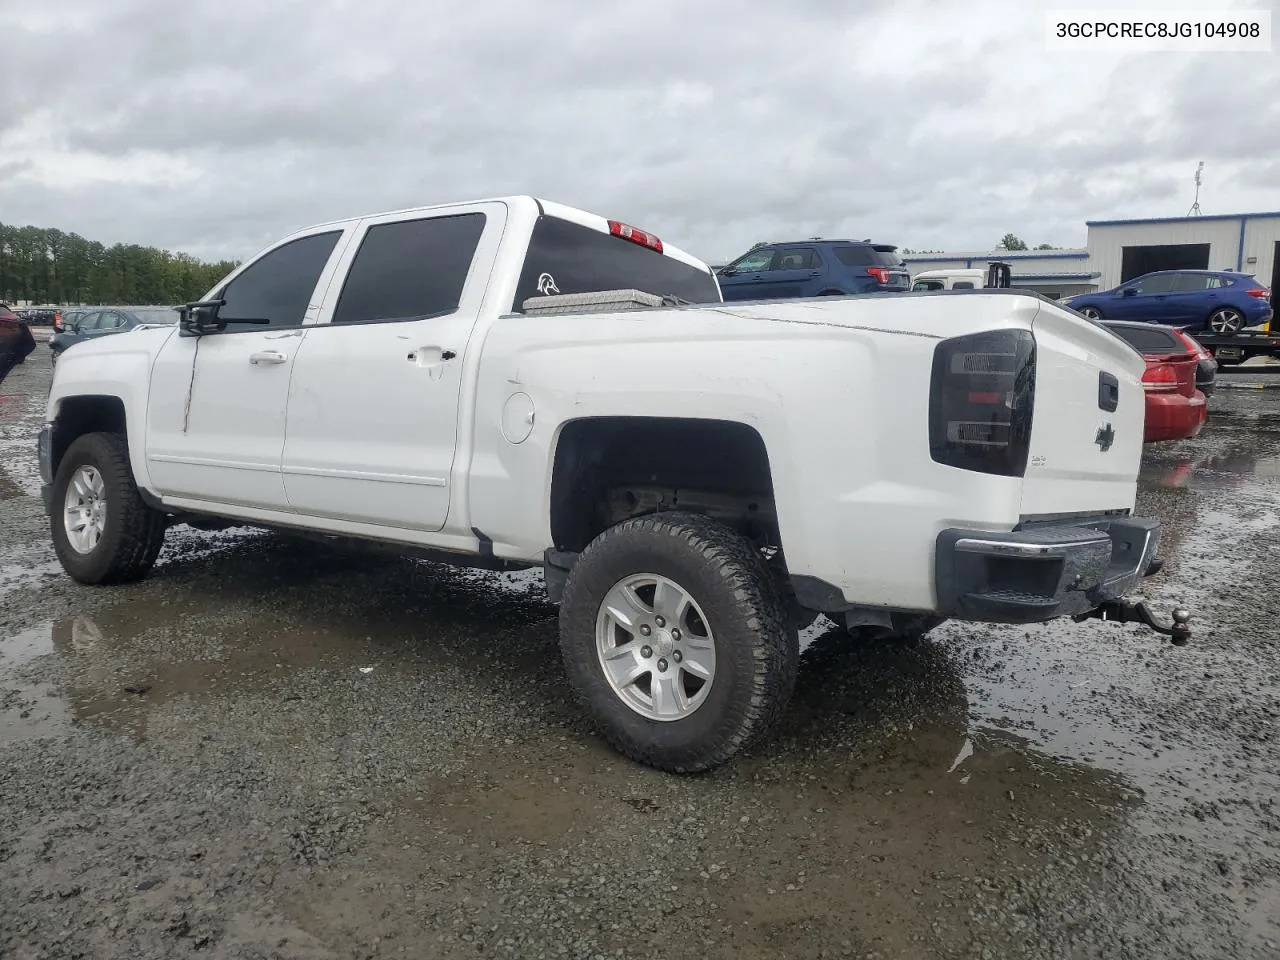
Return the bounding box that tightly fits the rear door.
[755,247,823,299]
[1020,305,1148,517]
[281,203,505,531]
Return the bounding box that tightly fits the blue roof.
[1087,211,1280,226]
[903,249,1088,262]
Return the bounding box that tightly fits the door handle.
[249,350,288,365]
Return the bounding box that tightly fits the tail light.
[1141,363,1180,393]
[867,266,892,284]
[608,220,663,254]
[929,329,1036,477]
[1246,287,1270,299]
[1173,329,1211,360]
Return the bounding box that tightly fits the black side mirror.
[1122,287,1138,297]
[718,268,735,277]
[178,299,227,337]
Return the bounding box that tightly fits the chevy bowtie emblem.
[1095,422,1115,452]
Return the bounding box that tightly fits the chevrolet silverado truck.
[37,196,1188,773]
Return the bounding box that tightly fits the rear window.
[1105,324,1180,354]
[833,244,903,268]
[512,216,720,311]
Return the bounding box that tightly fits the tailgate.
[1020,303,1147,517]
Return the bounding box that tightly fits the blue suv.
[1065,269,1272,336]
[716,240,910,301]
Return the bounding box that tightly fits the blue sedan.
[1065,269,1272,336]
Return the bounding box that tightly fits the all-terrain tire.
[50,431,166,585]
[558,511,799,773]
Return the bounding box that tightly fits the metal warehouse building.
[901,211,1280,301]
[1086,212,1280,292]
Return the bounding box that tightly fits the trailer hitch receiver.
[1074,598,1191,646]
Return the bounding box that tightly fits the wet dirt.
[2,355,1279,959]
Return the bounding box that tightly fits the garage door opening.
[1120,244,1210,282]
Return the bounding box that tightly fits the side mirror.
[178,299,227,337]
[718,268,736,277]
[1122,287,1138,297]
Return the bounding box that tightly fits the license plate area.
[1215,346,1243,359]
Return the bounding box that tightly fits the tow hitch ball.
[1074,599,1192,646]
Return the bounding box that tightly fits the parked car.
[1100,320,1208,442]
[912,268,986,291]
[1065,269,1272,336]
[0,303,37,384]
[39,194,1181,773]
[55,309,88,334]
[716,240,910,301]
[17,306,62,327]
[48,307,176,364]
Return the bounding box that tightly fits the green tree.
[1034,243,1060,250]
[1000,233,1028,251]
[0,220,239,305]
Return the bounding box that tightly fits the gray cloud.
[2,0,1278,264]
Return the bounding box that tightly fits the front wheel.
[558,512,798,773]
[50,432,166,585]
[1077,305,1103,320]
[1207,307,1245,336]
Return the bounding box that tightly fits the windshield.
[512,216,721,311]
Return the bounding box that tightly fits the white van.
[911,268,987,291]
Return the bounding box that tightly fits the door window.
[952,281,976,290]
[332,213,486,325]
[99,311,127,329]
[913,280,944,291]
[76,312,102,331]
[218,231,343,330]
[1170,274,1212,292]
[1129,274,1176,294]
[725,249,774,274]
[773,248,821,270]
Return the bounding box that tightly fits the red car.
[1101,321,1208,443]
[0,303,38,385]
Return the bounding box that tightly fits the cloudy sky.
[2,0,1278,265]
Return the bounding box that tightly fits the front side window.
[219,230,342,330]
[725,249,774,274]
[332,213,487,325]
[77,311,102,331]
[1128,274,1175,294]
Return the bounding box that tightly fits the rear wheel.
[558,511,798,773]
[1207,307,1245,336]
[50,432,166,585]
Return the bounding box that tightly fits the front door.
[716,247,774,301]
[145,229,349,511]
[281,204,503,532]
[1109,272,1175,321]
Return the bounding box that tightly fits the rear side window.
[1106,325,1180,353]
[1171,274,1211,292]
[220,231,342,330]
[512,215,721,311]
[833,245,903,268]
[333,213,486,324]
[773,248,822,270]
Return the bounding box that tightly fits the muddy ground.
[1,350,1278,960]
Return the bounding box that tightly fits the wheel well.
[52,395,127,477]
[549,417,779,555]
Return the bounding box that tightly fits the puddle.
[0,621,71,744]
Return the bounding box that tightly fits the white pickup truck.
[38,196,1188,773]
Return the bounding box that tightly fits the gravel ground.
[2,353,1279,960]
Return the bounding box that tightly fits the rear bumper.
[935,516,1161,623]
[1144,391,1207,443]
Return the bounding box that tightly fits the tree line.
[0,222,240,307]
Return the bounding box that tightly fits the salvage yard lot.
[2,355,1279,960]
